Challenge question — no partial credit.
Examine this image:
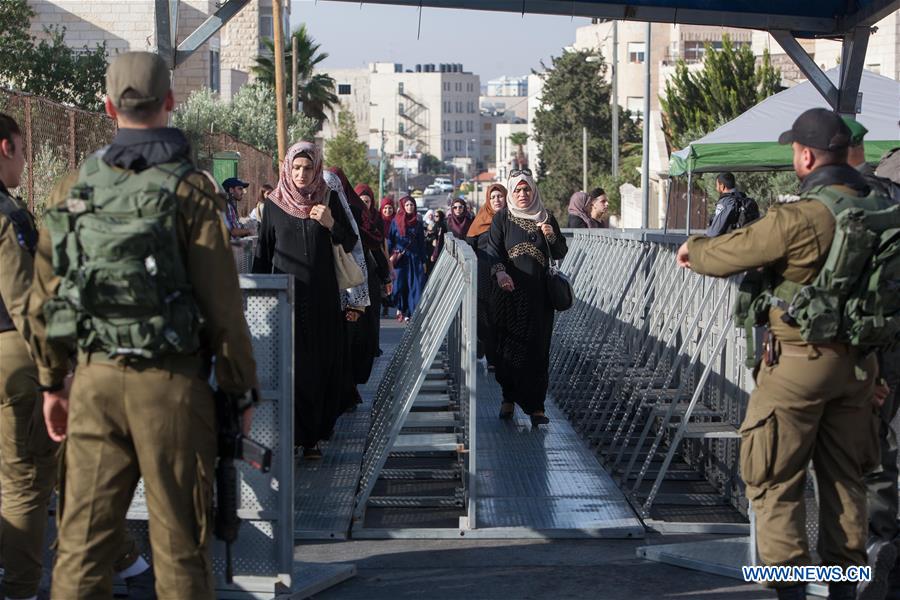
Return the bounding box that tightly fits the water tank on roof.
[415,64,422,72]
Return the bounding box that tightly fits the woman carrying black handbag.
[486,169,568,428]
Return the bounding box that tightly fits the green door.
[212,151,240,186]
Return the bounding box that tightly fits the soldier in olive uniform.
[844,116,900,600]
[22,53,259,599]
[676,108,883,600]
[0,113,157,599]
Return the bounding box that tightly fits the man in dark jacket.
[705,172,760,237]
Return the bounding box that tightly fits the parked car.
[424,184,441,195]
[411,189,424,198]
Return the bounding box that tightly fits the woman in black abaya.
[253,141,359,458]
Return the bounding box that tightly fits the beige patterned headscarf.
[268,141,328,219]
[506,172,548,222]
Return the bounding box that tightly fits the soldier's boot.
[125,565,157,600]
[776,584,807,599]
[827,582,856,599]
[859,539,898,600]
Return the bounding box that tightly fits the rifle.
[214,389,272,584]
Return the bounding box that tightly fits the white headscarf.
[506,172,548,222]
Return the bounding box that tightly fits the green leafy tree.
[251,25,338,126]
[421,153,443,175]
[508,131,529,169]
[173,83,317,160]
[532,49,642,219]
[325,110,376,190]
[0,0,107,110]
[660,35,781,150]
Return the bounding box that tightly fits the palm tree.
[251,24,338,125]
[508,132,529,170]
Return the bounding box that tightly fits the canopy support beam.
[175,0,251,66]
[771,28,870,116]
[154,0,178,68]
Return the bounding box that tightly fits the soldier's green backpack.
[43,155,202,358]
[769,184,900,350]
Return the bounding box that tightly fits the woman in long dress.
[388,196,427,322]
[252,141,359,458]
[466,183,506,368]
[487,171,567,427]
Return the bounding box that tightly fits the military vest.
[735,183,899,362]
[42,155,202,358]
[0,188,37,333]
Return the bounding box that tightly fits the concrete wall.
[495,122,528,183]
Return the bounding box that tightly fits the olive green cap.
[106,52,170,110]
[841,116,868,146]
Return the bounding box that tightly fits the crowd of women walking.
[249,138,589,458]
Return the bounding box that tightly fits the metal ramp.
[293,236,644,540]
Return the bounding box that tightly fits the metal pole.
[611,20,619,178]
[640,22,651,229]
[686,170,693,235]
[663,177,673,235]
[271,0,287,160]
[379,118,386,200]
[582,126,588,192]
[291,33,298,117]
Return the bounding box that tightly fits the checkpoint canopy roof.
[328,1,900,37]
[668,69,900,176]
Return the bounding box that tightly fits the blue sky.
[291,1,593,82]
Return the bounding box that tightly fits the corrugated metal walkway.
[293,320,643,539]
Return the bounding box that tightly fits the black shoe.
[303,446,323,459]
[860,540,899,600]
[827,581,856,600]
[125,565,157,600]
[530,414,550,427]
[775,584,806,600]
[499,403,514,419]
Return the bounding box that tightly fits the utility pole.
[378,118,386,200]
[611,20,619,177]
[291,33,298,117]
[272,0,287,160]
[640,22,651,229]
[582,126,588,192]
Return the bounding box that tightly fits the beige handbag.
[333,243,365,289]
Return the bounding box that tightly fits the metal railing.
[354,235,478,529]
[550,229,751,523]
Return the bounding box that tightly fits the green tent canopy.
[669,69,900,176]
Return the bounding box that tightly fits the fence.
[196,133,277,217]
[353,235,478,531]
[550,229,750,526]
[0,89,275,220]
[0,88,117,218]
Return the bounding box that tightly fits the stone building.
[28,0,290,102]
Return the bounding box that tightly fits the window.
[209,50,220,93]
[398,103,405,115]
[444,82,450,91]
[455,121,462,133]
[398,123,405,135]
[398,82,404,94]
[338,84,352,95]
[466,121,473,133]
[483,122,492,131]
[258,14,273,51]
[444,120,450,132]
[444,101,451,113]
[626,96,644,118]
[444,140,451,152]
[628,42,646,64]
[455,140,462,152]
[398,140,404,152]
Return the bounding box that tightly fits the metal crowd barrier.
[123,275,353,598]
[353,235,478,531]
[232,236,258,274]
[550,229,751,528]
